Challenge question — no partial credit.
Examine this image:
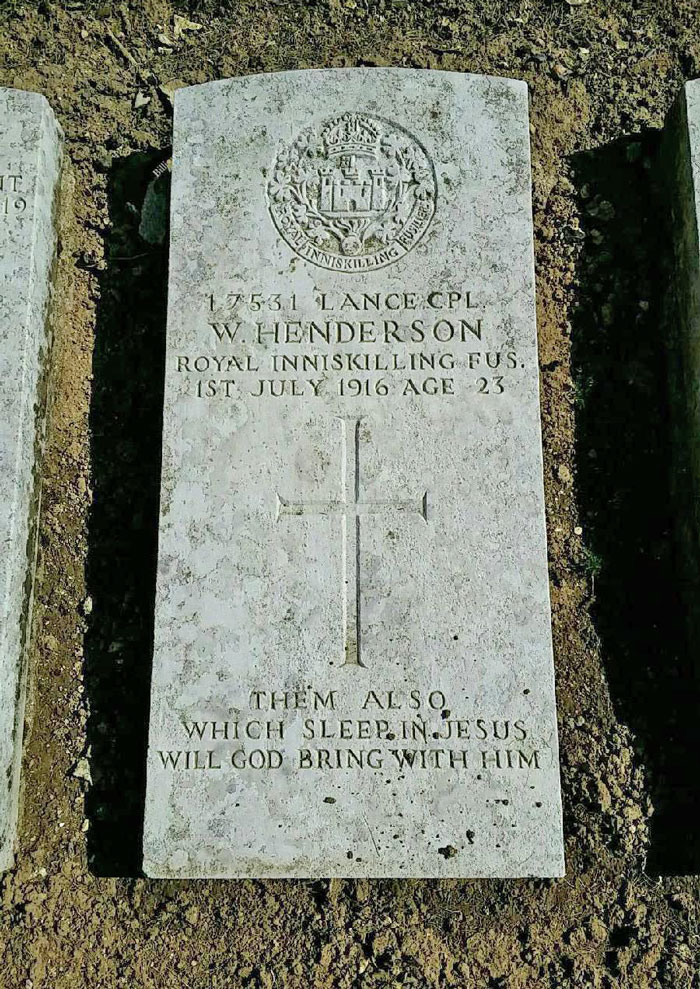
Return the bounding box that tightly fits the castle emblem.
[267,112,436,272]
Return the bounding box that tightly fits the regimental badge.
[267,112,437,272]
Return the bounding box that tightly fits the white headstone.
[0,89,62,869]
[144,69,564,878]
[664,82,700,671]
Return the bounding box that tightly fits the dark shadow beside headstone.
[84,151,169,876]
[570,132,700,876]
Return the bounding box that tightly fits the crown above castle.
[323,113,379,158]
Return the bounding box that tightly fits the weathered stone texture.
[144,69,564,878]
[0,89,62,870]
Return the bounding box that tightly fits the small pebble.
[557,464,573,484]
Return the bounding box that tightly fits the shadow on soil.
[84,151,169,876]
[570,133,700,875]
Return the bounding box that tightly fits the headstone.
[664,82,700,671]
[144,69,564,878]
[0,89,62,870]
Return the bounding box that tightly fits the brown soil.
[1,1,699,986]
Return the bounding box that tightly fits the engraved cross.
[277,416,428,668]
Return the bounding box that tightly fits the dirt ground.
[1,0,700,986]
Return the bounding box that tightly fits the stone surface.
[144,69,564,878]
[0,89,62,870]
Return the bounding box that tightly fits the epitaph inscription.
[144,70,564,879]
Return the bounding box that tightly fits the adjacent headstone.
[664,82,700,674]
[144,69,564,878]
[0,89,62,869]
